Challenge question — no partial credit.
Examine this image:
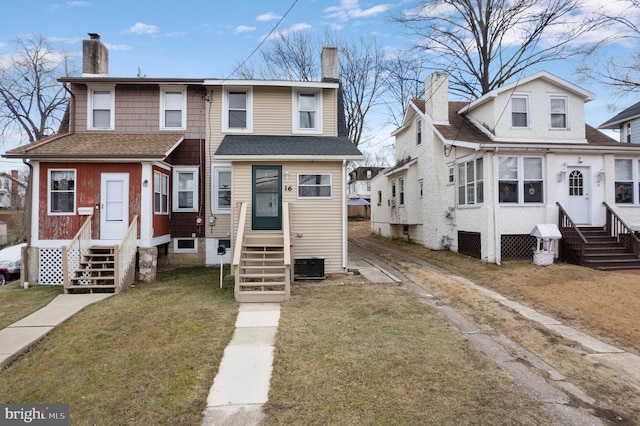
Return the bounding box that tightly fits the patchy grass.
[0,267,237,426]
[0,281,63,329]
[264,283,552,425]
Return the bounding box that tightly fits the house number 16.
[284,185,293,191]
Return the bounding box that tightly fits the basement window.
[173,238,197,253]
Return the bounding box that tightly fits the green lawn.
[0,281,63,329]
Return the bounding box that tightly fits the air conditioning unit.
[388,197,396,206]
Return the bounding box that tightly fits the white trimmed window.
[174,238,197,253]
[223,88,252,132]
[294,90,321,133]
[419,179,424,197]
[49,169,76,215]
[298,174,331,198]
[173,167,199,212]
[458,158,484,206]
[160,87,186,130]
[416,118,422,145]
[212,165,231,212]
[399,178,405,205]
[88,86,114,130]
[498,156,543,204]
[154,171,169,214]
[614,158,640,204]
[550,96,568,129]
[511,95,529,128]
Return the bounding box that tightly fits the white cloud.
[257,12,281,22]
[235,25,257,34]
[67,1,90,7]
[324,0,391,21]
[125,22,159,35]
[105,44,131,51]
[264,23,312,40]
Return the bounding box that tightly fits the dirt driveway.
[349,221,640,425]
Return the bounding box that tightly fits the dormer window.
[88,86,114,130]
[294,89,321,133]
[160,87,186,130]
[511,95,529,128]
[550,96,568,129]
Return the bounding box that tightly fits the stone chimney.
[321,46,339,82]
[425,72,449,124]
[82,33,109,76]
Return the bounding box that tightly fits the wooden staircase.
[576,227,640,270]
[236,233,290,302]
[67,246,117,293]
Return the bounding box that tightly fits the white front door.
[566,167,591,225]
[100,173,130,240]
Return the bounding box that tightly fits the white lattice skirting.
[39,248,64,285]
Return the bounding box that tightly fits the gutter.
[493,151,501,265]
[342,159,347,270]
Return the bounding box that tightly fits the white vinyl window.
[294,90,321,133]
[88,86,114,130]
[614,158,640,204]
[511,95,529,128]
[416,118,422,145]
[498,156,544,204]
[160,87,186,130]
[154,171,169,214]
[399,177,405,205]
[458,158,484,206]
[550,96,568,129]
[298,174,331,198]
[223,88,252,132]
[212,165,231,212]
[49,169,76,215]
[173,167,199,212]
[173,238,197,253]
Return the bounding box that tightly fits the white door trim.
[100,172,130,240]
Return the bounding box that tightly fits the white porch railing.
[62,215,93,290]
[115,215,138,292]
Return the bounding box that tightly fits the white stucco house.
[371,71,640,269]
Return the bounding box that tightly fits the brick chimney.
[425,72,449,124]
[82,33,109,76]
[321,46,339,82]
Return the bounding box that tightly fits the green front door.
[252,166,282,230]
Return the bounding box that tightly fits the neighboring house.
[0,170,26,209]
[599,100,640,143]
[348,166,384,218]
[371,71,640,269]
[4,34,362,300]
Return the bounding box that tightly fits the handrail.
[603,202,640,256]
[115,215,138,291]
[233,202,248,267]
[556,202,588,262]
[283,202,291,267]
[62,215,92,289]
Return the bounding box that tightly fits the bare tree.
[381,51,429,128]
[394,0,609,99]
[577,0,640,101]
[0,34,72,145]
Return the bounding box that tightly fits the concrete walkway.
[0,293,113,369]
[201,303,280,426]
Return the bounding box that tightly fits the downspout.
[342,159,347,270]
[493,150,501,265]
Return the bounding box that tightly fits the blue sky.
[0,0,638,172]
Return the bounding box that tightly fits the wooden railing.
[114,215,139,292]
[282,202,292,294]
[233,202,248,298]
[557,202,588,263]
[62,215,93,290]
[603,202,640,256]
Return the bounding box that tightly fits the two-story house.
[4,34,361,300]
[347,166,384,218]
[371,71,640,269]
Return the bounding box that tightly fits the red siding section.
[152,166,171,237]
[39,162,142,240]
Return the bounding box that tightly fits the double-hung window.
[511,95,529,128]
[161,87,186,130]
[550,96,568,129]
[298,174,331,198]
[224,88,252,132]
[399,178,405,205]
[49,169,76,214]
[173,167,198,212]
[294,90,321,133]
[416,118,422,145]
[615,158,636,204]
[154,171,169,214]
[457,158,484,205]
[213,165,231,211]
[88,86,114,130]
[498,156,544,204]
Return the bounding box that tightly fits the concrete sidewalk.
[0,293,113,369]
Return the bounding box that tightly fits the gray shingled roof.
[214,135,362,157]
[599,100,640,129]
